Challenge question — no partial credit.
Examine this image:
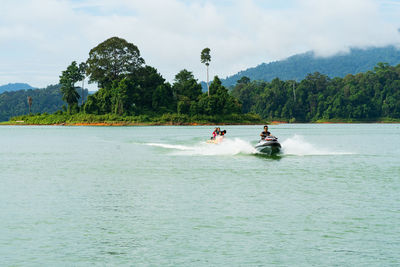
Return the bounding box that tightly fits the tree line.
[231,63,400,122]
[59,37,241,117]
[14,36,398,123]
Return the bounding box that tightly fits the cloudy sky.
[1,0,400,89]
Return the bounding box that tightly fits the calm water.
[0,124,399,266]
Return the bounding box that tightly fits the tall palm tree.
[59,61,81,113]
[79,62,87,106]
[201,48,211,96]
[27,96,32,114]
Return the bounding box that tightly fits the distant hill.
[0,85,88,121]
[0,83,35,93]
[222,46,400,87]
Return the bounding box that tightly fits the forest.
[3,36,400,124]
[231,63,400,122]
[6,37,256,125]
[66,37,241,118]
[0,85,87,122]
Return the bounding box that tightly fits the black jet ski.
[255,136,281,154]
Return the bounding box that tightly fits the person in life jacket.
[211,127,221,139]
[215,129,226,143]
[211,127,218,140]
[260,125,271,140]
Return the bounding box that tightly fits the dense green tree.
[86,37,145,88]
[59,61,83,112]
[192,76,241,115]
[172,69,202,101]
[89,87,112,114]
[152,83,174,112]
[232,63,400,121]
[110,78,130,115]
[237,76,250,84]
[0,84,88,121]
[177,96,191,115]
[232,80,265,113]
[83,94,99,114]
[134,66,166,111]
[84,66,167,115]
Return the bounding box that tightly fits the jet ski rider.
[260,125,271,140]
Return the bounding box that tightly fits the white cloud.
[0,0,399,88]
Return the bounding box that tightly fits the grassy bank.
[2,113,399,126]
[247,117,400,123]
[2,113,265,126]
[313,117,400,123]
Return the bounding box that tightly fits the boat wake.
[146,138,256,156]
[145,135,353,157]
[281,135,354,156]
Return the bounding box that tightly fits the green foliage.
[110,78,129,115]
[152,83,174,112]
[86,36,145,88]
[84,65,168,115]
[191,76,242,116]
[134,66,166,110]
[237,76,250,85]
[177,96,191,115]
[173,69,202,101]
[53,39,243,122]
[59,61,83,112]
[200,48,211,66]
[0,85,87,122]
[231,63,400,122]
[11,38,400,125]
[7,112,263,125]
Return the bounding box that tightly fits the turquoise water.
[0,124,399,266]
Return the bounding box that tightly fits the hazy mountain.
[0,85,88,121]
[221,46,400,87]
[0,83,35,93]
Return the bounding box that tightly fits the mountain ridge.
[0,83,35,93]
[0,85,88,121]
[221,45,400,87]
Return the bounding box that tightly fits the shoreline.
[2,121,400,126]
[0,121,267,126]
[3,113,399,126]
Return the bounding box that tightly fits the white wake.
[146,138,257,156]
[146,135,353,157]
[281,135,353,156]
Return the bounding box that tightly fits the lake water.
[0,124,399,266]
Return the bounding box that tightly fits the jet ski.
[206,136,224,144]
[206,130,226,144]
[255,136,281,154]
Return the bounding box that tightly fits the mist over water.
[1,124,399,266]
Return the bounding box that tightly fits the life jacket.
[261,131,271,138]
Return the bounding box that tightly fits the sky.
[1,0,400,90]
